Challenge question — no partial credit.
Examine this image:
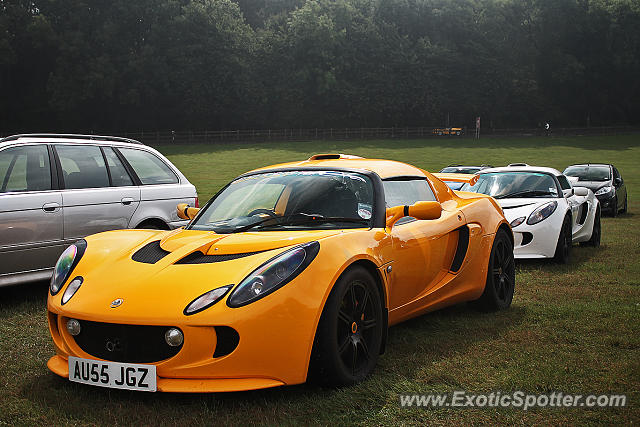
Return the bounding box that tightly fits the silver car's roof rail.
[0,133,144,145]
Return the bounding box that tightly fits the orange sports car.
[46,154,515,392]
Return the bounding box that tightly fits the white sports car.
[457,166,600,263]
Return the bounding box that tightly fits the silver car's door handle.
[121,197,135,205]
[42,202,60,212]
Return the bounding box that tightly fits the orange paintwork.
[46,155,510,392]
[433,172,479,185]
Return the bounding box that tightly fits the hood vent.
[176,250,266,264]
[132,241,170,264]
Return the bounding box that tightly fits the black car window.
[557,175,571,190]
[613,167,621,180]
[119,148,178,185]
[56,145,110,189]
[383,179,436,225]
[0,145,51,193]
[103,147,134,186]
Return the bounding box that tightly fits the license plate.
[68,356,157,392]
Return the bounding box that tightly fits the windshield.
[460,172,559,199]
[563,165,610,182]
[189,170,374,233]
[440,166,481,174]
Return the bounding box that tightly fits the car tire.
[474,229,515,311]
[621,195,628,214]
[611,196,618,217]
[581,209,601,247]
[309,266,384,386]
[136,220,169,230]
[553,215,572,264]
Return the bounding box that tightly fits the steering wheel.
[247,208,278,219]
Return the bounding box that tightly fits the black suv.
[563,163,628,216]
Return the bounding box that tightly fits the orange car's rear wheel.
[475,229,515,311]
[309,266,383,386]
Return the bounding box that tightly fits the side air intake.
[449,226,470,273]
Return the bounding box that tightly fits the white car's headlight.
[184,285,232,315]
[595,186,613,196]
[527,201,558,225]
[227,242,320,307]
[50,240,87,295]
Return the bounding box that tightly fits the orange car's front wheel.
[309,266,384,386]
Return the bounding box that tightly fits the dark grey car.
[0,134,197,287]
[563,163,627,216]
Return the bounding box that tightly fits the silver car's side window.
[118,148,179,185]
[103,147,134,186]
[56,145,110,189]
[0,145,51,193]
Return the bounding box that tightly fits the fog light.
[165,328,184,347]
[66,318,81,336]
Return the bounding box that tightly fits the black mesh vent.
[176,250,265,264]
[72,320,182,363]
[132,241,170,264]
[213,326,240,358]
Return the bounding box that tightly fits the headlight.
[227,241,320,308]
[184,285,232,315]
[595,186,613,196]
[526,201,558,225]
[510,216,526,228]
[61,277,83,305]
[50,240,87,295]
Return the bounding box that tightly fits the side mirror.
[386,201,442,229]
[573,187,589,197]
[177,203,200,220]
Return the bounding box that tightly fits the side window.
[56,145,109,189]
[103,147,133,186]
[383,179,436,225]
[118,148,178,185]
[0,145,51,193]
[613,167,621,180]
[557,175,571,190]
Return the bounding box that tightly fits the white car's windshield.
[460,172,559,199]
[190,170,374,233]
[563,165,610,182]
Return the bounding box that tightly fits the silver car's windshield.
[563,165,611,182]
[460,172,559,199]
[189,170,374,233]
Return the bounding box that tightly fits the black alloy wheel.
[476,229,515,311]
[309,266,383,386]
[554,216,572,264]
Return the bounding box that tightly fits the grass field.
[1,135,639,425]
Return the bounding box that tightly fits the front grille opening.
[132,241,170,264]
[72,320,182,363]
[48,312,59,338]
[176,250,264,264]
[521,232,533,246]
[213,326,239,358]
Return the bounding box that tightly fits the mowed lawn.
[1,135,638,425]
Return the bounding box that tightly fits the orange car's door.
[387,208,464,310]
[382,179,465,311]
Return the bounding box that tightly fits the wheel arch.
[135,217,170,230]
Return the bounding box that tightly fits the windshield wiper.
[494,190,554,199]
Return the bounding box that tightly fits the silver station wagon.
[0,134,197,287]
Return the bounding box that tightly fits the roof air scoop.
[308,153,364,161]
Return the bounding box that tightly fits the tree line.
[1,0,639,133]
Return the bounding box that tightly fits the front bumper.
[595,192,615,211]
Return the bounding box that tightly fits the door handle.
[121,197,135,205]
[42,202,60,212]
